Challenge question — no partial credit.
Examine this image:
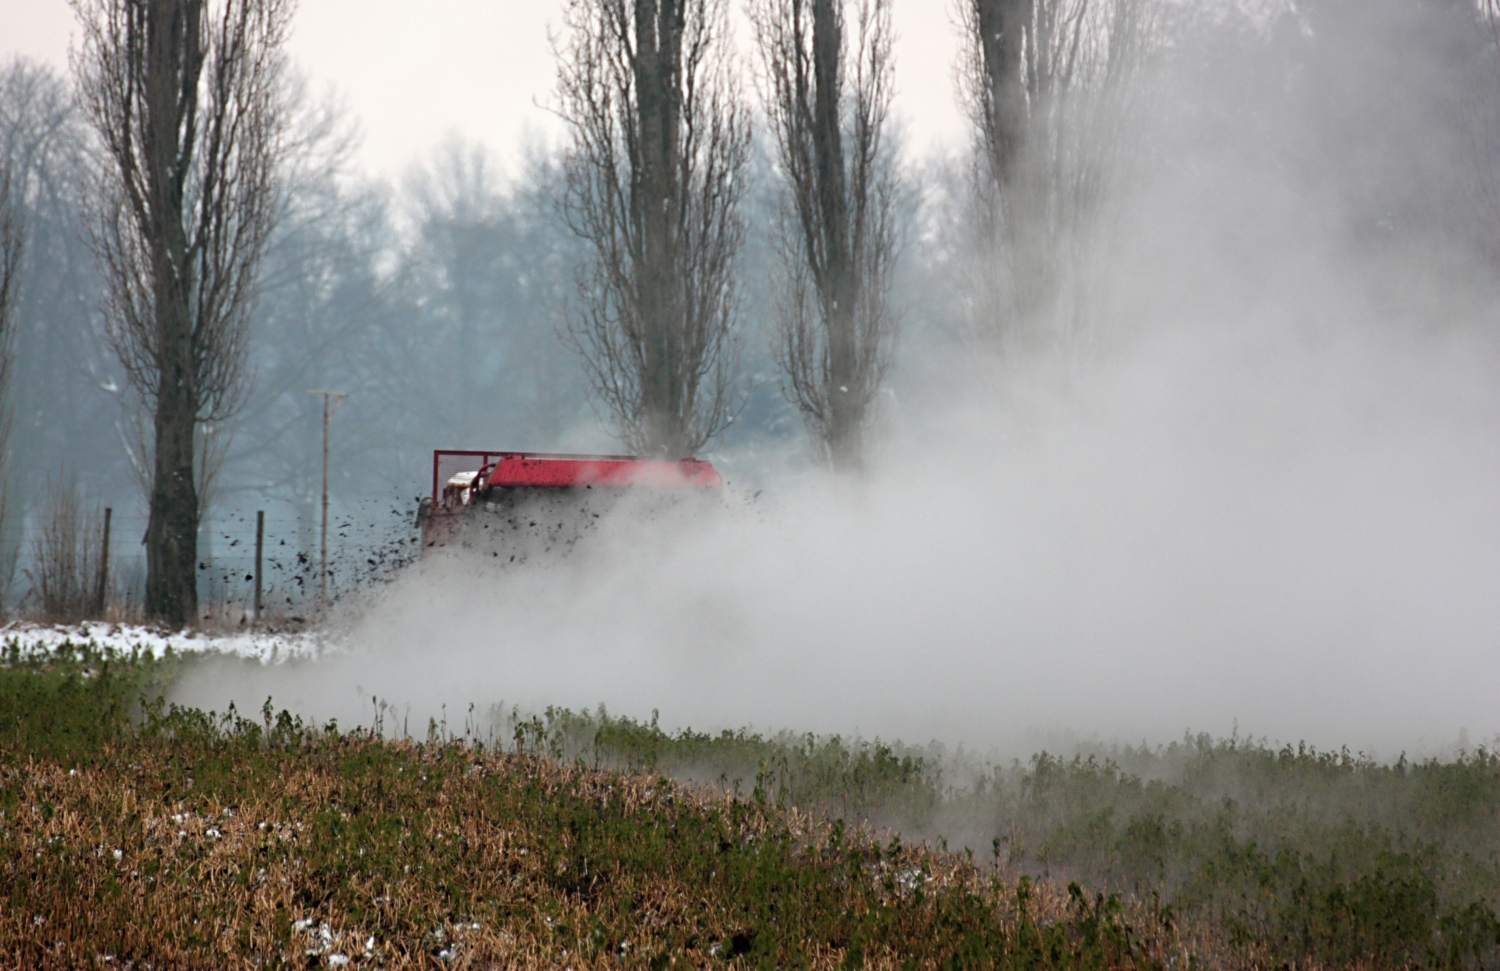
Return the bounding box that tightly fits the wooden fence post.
[96,507,112,617]
[254,510,264,624]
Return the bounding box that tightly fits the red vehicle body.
[417,450,723,550]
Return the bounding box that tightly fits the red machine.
[417,450,723,549]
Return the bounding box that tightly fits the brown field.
[0,715,1216,970]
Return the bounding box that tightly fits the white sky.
[0,0,967,182]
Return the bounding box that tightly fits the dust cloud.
[172,4,1500,760]
[172,321,1497,758]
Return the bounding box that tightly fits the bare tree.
[0,160,20,607]
[0,165,17,378]
[71,0,293,626]
[751,0,901,472]
[959,0,1157,361]
[555,0,752,457]
[0,59,106,610]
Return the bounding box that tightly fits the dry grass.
[24,478,104,622]
[7,649,1486,970]
[0,707,1196,970]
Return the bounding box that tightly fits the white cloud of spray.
[172,4,1500,759]
[172,316,1497,757]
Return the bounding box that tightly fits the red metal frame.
[431,450,722,506]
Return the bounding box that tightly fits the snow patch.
[0,621,340,664]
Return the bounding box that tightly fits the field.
[1,639,1497,969]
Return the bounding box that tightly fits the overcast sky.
[0,0,968,181]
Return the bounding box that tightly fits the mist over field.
[173,332,1497,759]
[170,2,1500,760]
[1,0,1493,758]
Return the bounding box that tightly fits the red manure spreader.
[417,450,723,555]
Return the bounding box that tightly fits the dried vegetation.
[1,645,1496,969]
[24,479,104,622]
[0,644,1188,969]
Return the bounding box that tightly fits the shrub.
[24,477,104,621]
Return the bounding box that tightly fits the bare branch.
[958,0,1160,363]
[555,0,752,457]
[750,0,901,471]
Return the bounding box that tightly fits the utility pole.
[308,391,347,610]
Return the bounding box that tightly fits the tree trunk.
[146,348,199,626]
[142,0,203,627]
[634,0,687,456]
[812,0,860,471]
[975,0,1058,340]
[977,0,1030,187]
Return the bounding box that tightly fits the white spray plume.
[172,310,1497,758]
[172,5,1500,759]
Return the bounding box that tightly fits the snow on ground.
[0,621,338,664]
